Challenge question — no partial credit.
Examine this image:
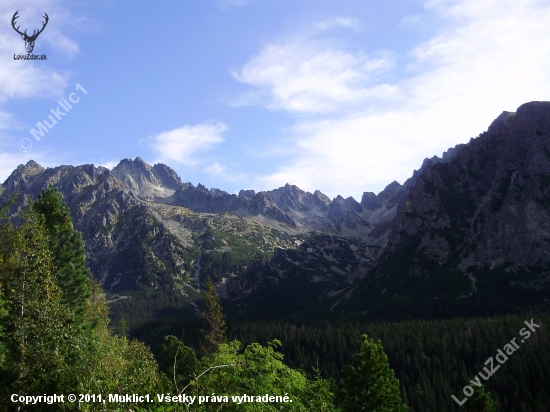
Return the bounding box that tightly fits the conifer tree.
[200,276,227,355]
[32,186,91,321]
[338,334,408,412]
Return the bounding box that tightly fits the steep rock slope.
[334,102,550,320]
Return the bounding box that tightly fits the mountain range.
[1,101,549,325]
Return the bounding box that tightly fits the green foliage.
[0,207,81,406]
[0,191,17,221]
[161,335,199,391]
[463,385,497,412]
[78,282,161,397]
[200,276,227,355]
[338,334,407,412]
[188,339,338,411]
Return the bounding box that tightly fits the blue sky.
[1,0,550,200]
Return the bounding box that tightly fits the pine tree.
[32,186,91,321]
[338,334,408,412]
[463,385,497,412]
[200,276,227,355]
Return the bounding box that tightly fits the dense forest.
[1,189,547,411]
[132,315,550,412]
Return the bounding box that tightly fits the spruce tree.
[200,276,227,355]
[32,186,91,321]
[338,334,408,411]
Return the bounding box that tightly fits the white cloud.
[315,17,362,32]
[0,2,73,104]
[148,122,227,166]
[232,42,396,114]
[44,29,79,56]
[205,161,248,184]
[100,160,119,170]
[237,0,550,199]
[0,64,68,104]
[205,162,225,177]
[0,111,15,130]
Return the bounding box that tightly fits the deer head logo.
[11,11,49,54]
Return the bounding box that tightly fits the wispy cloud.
[148,122,227,166]
[99,160,119,170]
[0,2,73,104]
[232,43,396,114]
[236,0,550,199]
[314,17,362,32]
[205,161,248,184]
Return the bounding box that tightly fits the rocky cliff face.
[332,102,550,320]
[386,102,550,271]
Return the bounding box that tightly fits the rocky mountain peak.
[360,192,380,210]
[196,183,208,192]
[313,190,331,205]
[377,181,402,201]
[2,160,46,192]
[487,111,516,134]
[151,163,184,190]
[248,192,296,226]
[22,159,45,173]
[111,157,182,198]
[238,189,256,200]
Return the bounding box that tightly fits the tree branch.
[179,363,234,395]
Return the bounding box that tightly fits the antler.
[11,11,49,40]
[11,11,26,37]
[32,13,49,38]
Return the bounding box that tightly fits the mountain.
[0,155,397,323]
[330,101,550,320]
[1,101,550,326]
